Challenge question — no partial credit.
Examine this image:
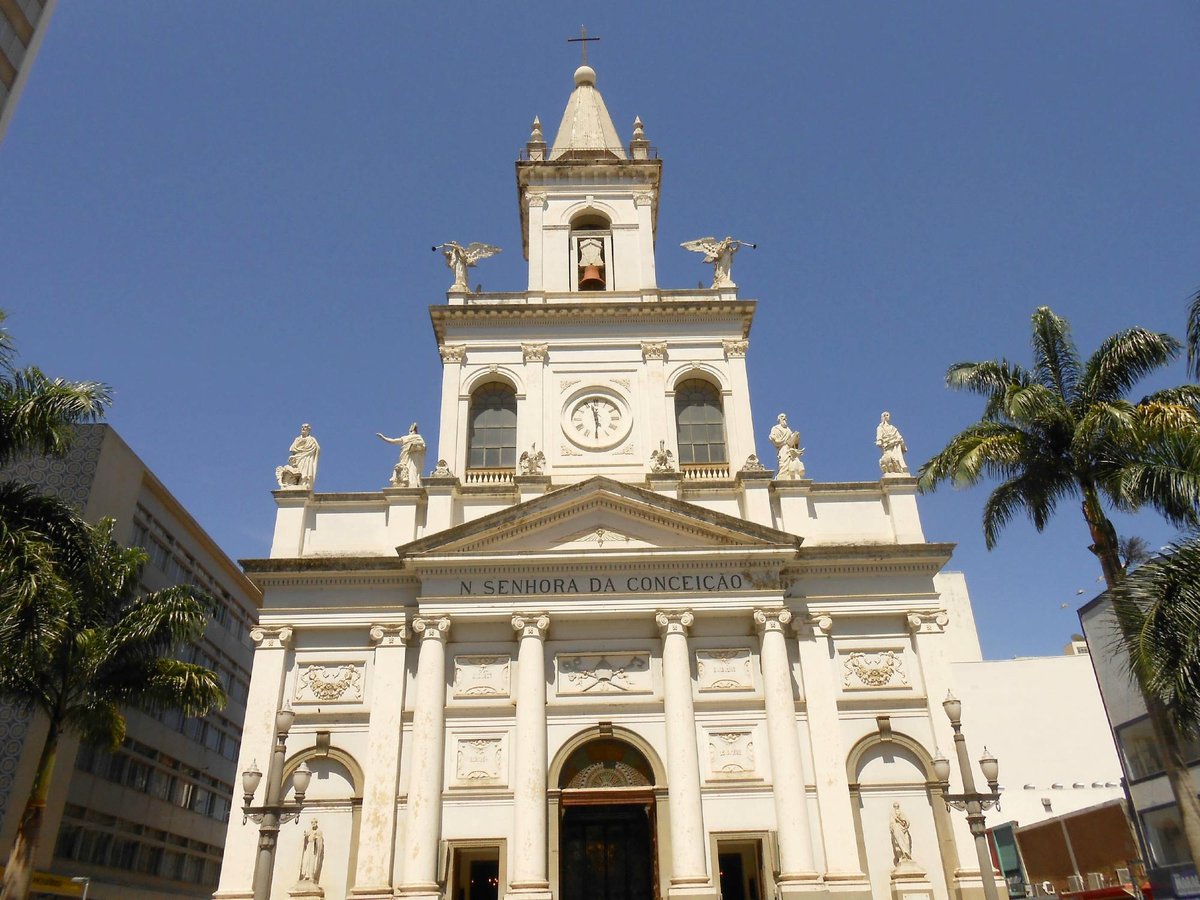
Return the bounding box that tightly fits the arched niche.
[845,732,958,900]
[270,746,364,899]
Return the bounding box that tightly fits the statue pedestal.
[289,881,325,899]
[890,862,934,900]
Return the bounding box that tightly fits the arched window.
[674,379,726,465]
[468,383,517,469]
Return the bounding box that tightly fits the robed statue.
[377,423,427,487]
[276,423,320,490]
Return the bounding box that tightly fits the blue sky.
[2,2,1197,659]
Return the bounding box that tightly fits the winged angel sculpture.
[433,241,502,291]
[680,236,756,288]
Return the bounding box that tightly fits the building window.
[674,379,726,465]
[468,383,518,470]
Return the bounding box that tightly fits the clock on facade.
[562,391,632,451]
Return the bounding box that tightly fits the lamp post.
[70,876,90,900]
[242,705,312,900]
[932,691,1002,900]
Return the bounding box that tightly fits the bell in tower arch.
[577,236,606,290]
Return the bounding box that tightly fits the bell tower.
[517,65,662,294]
[432,64,756,486]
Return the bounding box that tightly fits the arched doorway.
[556,737,659,900]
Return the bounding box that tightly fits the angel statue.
[433,241,502,291]
[680,236,756,288]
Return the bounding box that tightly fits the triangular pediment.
[397,477,800,559]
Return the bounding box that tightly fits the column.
[527,192,545,292]
[214,627,292,900]
[351,623,410,899]
[722,339,753,468]
[397,616,451,900]
[753,609,820,894]
[655,611,715,900]
[796,616,872,896]
[507,614,552,900]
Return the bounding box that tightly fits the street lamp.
[932,691,1002,900]
[241,705,312,900]
[70,876,90,900]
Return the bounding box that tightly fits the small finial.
[632,116,645,139]
[530,117,544,142]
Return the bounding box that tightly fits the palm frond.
[1029,307,1082,402]
[0,367,110,467]
[1187,287,1200,381]
[62,698,126,750]
[1081,327,1180,405]
[1104,433,1200,527]
[918,421,1034,492]
[101,657,226,719]
[983,469,1076,548]
[1113,532,1200,736]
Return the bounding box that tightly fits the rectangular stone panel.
[840,649,910,691]
[454,655,511,698]
[696,648,755,692]
[705,727,759,780]
[453,735,505,786]
[556,652,652,695]
[293,662,365,704]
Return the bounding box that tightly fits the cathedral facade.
[215,64,996,900]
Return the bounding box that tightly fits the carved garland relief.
[841,650,909,690]
[294,663,365,703]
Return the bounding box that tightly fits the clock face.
[563,393,631,451]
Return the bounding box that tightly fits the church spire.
[549,65,626,160]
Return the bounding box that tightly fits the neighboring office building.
[0,0,56,146]
[1080,594,1200,879]
[0,425,261,899]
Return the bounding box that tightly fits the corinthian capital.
[512,613,551,639]
[655,610,694,636]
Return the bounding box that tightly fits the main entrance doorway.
[558,737,659,900]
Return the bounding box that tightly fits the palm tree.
[1187,287,1200,380]
[918,306,1200,865]
[0,517,227,900]
[1117,533,1200,739]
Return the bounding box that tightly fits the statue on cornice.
[519,443,546,476]
[876,411,909,475]
[276,423,320,490]
[377,423,427,487]
[650,440,675,473]
[681,236,756,289]
[769,413,805,480]
[433,241,501,291]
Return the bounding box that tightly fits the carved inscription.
[696,649,754,692]
[454,656,511,698]
[557,653,652,695]
[707,729,757,778]
[455,737,503,784]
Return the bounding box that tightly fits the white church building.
[216,63,1042,900]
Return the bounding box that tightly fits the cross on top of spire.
[567,25,600,65]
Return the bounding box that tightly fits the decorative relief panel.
[696,649,755,693]
[294,663,365,703]
[454,655,511,698]
[454,736,504,785]
[706,728,758,779]
[841,650,909,690]
[556,653,652,695]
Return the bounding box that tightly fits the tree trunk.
[1081,490,1200,867]
[0,725,58,900]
